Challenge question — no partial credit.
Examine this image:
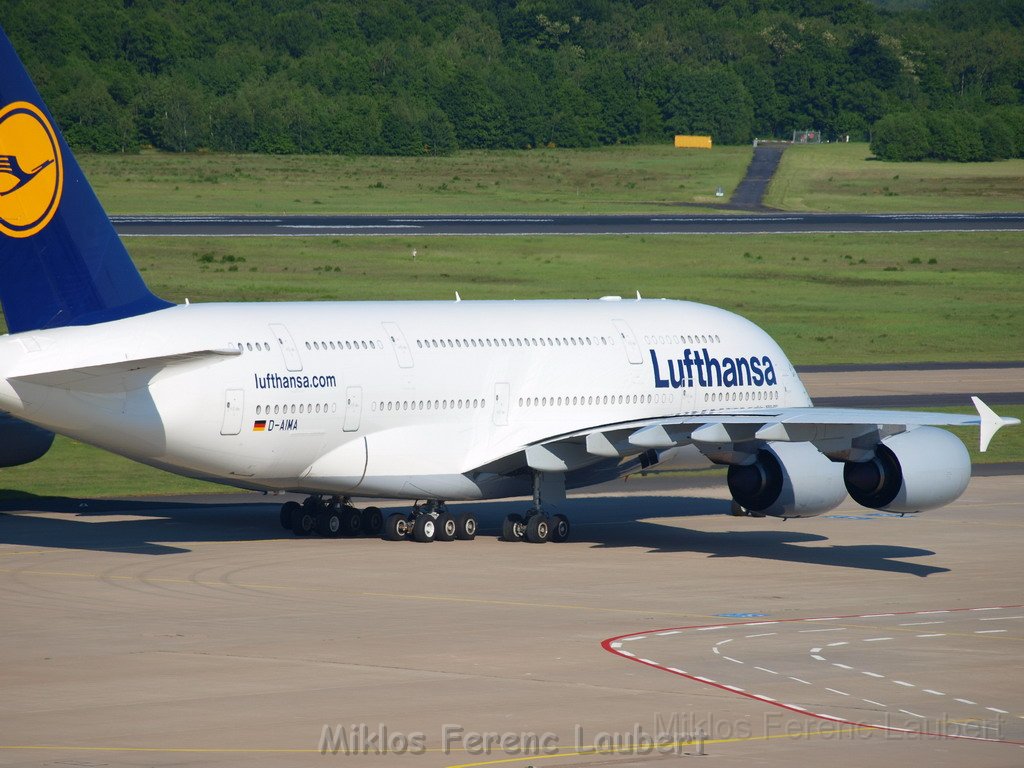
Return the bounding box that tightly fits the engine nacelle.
[844,426,970,513]
[727,441,846,518]
[0,413,54,467]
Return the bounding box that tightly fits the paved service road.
[111,212,1024,237]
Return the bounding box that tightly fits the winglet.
[972,396,1020,452]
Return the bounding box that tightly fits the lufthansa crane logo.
[0,101,63,238]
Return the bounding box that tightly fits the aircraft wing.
[476,397,1018,475]
[8,347,241,392]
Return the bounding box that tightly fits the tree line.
[4,0,1023,159]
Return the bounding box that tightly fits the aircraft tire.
[435,512,457,541]
[412,515,436,543]
[502,513,525,542]
[384,513,409,541]
[456,512,477,540]
[550,514,570,543]
[280,501,301,530]
[339,507,362,537]
[361,506,383,535]
[316,510,342,537]
[525,514,550,543]
[291,508,315,536]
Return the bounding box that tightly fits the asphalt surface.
[729,143,789,208]
[111,211,1024,237]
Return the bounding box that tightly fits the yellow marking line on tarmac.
[0,566,719,619]
[0,727,873,758]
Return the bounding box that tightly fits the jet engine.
[0,413,54,467]
[843,427,970,513]
[727,441,846,518]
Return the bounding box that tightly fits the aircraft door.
[382,322,414,368]
[220,389,244,435]
[493,382,510,426]
[612,319,643,364]
[269,323,303,371]
[343,386,362,432]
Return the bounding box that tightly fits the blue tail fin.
[0,26,171,334]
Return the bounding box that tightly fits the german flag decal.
[252,420,266,431]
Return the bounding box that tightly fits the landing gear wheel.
[384,513,410,541]
[291,507,315,536]
[526,514,550,543]
[455,512,478,540]
[435,512,457,542]
[339,507,362,537]
[316,509,342,537]
[280,501,301,530]
[361,506,383,535]
[412,515,436,543]
[549,514,570,543]
[502,513,525,542]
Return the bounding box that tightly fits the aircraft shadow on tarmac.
[0,492,947,576]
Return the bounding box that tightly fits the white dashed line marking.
[667,668,686,674]
[893,680,915,687]
[916,633,946,638]
[861,614,895,618]
[657,630,682,636]
[639,658,656,665]
[979,616,1023,621]
[788,704,808,711]
[610,642,622,649]
[832,663,854,670]
[811,654,825,661]
[825,688,850,696]
[987,708,1009,714]
[694,676,715,683]
[746,632,777,638]
[754,666,778,675]
[790,677,812,685]
[723,657,743,664]
[862,671,885,678]
[975,629,1007,634]
[900,621,945,626]
[723,685,745,692]
[803,617,841,622]
[810,648,823,654]
[916,610,951,615]
[620,636,643,642]
[697,626,727,631]
[900,709,925,718]
[826,641,848,647]
[799,627,845,632]
[955,698,977,705]
[923,689,945,696]
[744,622,779,627]
[619,651,636,657]
[863,699,887,707]
[715,639,733,645]
[864,637,893,642]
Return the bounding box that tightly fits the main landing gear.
[279,496,384,538]
[501,471,571,544]
[383,500,478,544]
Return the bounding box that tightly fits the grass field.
[765,143,1024,212]
[80,146,752,214]
[128,231,1023,365]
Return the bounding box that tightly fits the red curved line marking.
[601,605,1024,746]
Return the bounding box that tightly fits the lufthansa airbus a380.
[0,29,1017,544]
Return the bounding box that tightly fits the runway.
[110,212,1024,237]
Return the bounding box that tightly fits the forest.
[3,0,1023,160]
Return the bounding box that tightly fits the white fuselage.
[0,298,810,499]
